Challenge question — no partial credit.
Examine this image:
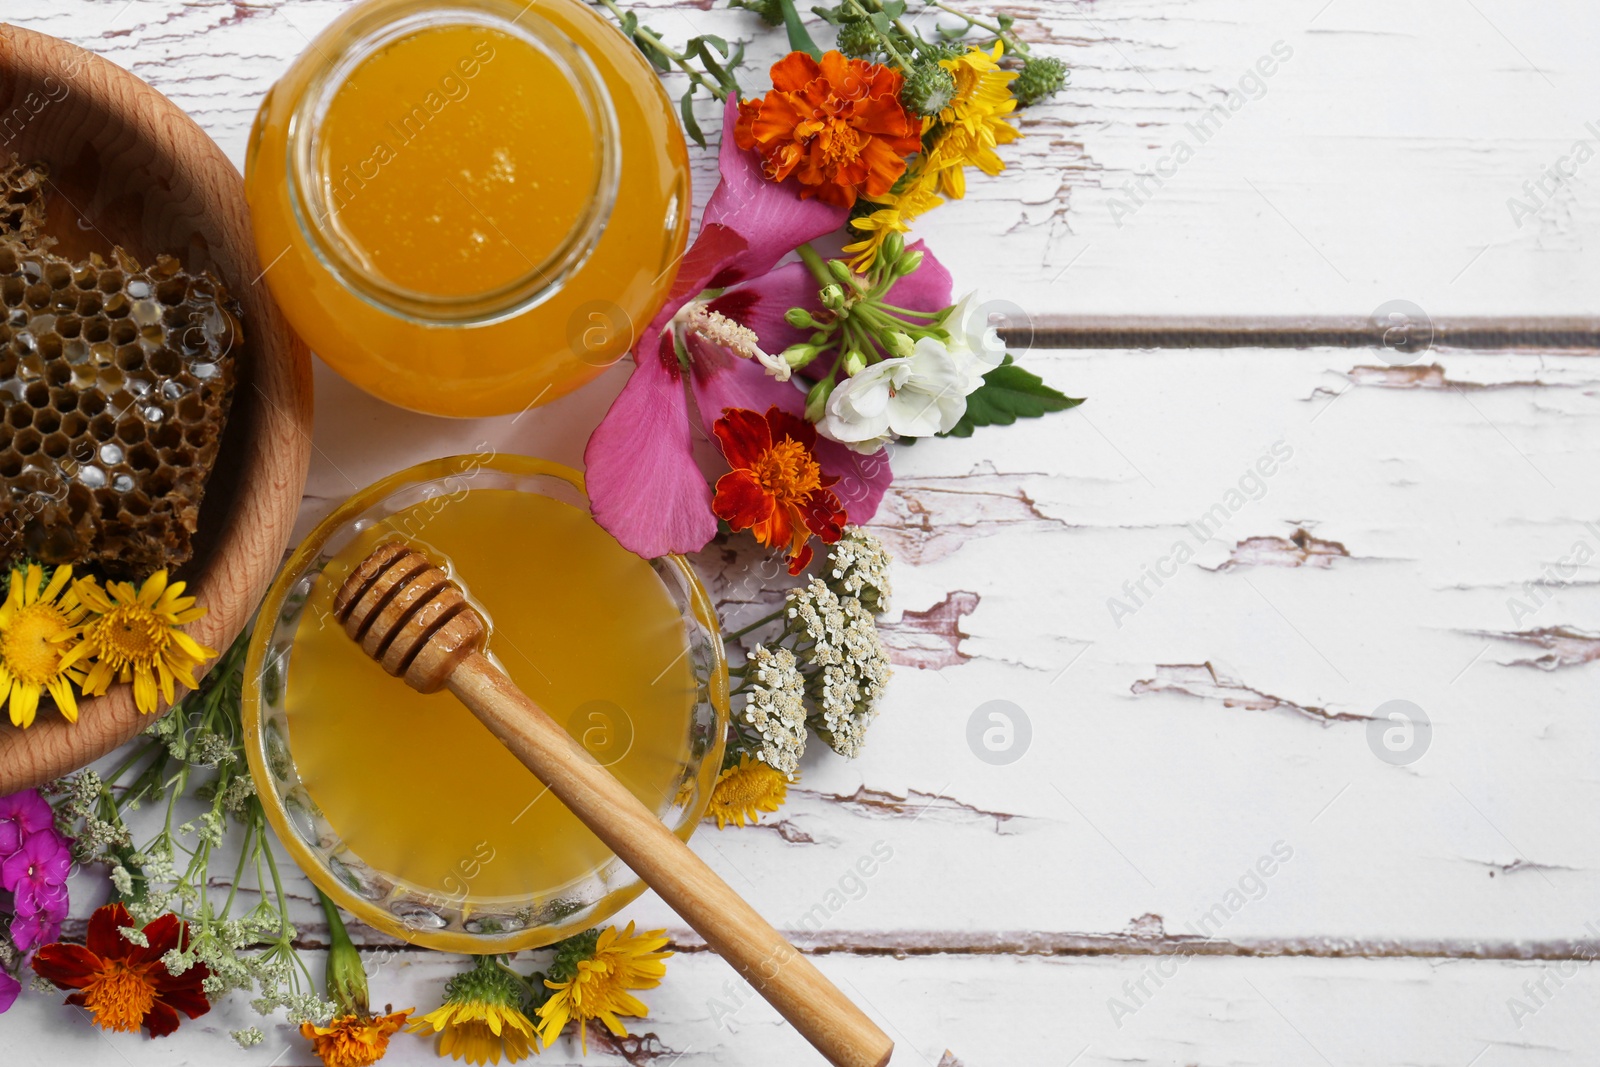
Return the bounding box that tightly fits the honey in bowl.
[285,485,702,911]
[245,0,690,418]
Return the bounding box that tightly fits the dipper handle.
[334,543,894,1067]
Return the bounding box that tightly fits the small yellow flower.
[0,564,88,728]
[925,43,1022,199]
[535,923,671,1054]
[70,569,216,716]
[844,168,944,273]
[409,956,537,1065]
[301,1010,412,1067]
[706,754,790,829]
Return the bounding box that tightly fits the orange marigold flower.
[736,51,923,209]
[31,902,211,1037]
[712,406,846,575]
[301,1010,413,1067]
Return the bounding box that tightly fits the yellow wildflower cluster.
[0,563,216,727]
[845,44,1022,272]
[410,925,673,1064]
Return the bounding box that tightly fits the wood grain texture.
[3,2,1598,1064]
[0,23,311,793]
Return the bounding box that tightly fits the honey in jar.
[244,0,690,417]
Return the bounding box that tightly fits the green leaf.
[620,11,638,37]
[636,32,672,72]
[679,88,706,147]
[869,11,893,33]
[882,0,906,18]
[939,356,1084,438]
[699,33,731,57]
[778,0,823,58]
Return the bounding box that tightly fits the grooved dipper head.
[332,541,486,693]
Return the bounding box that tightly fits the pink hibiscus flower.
[584,97,951,561]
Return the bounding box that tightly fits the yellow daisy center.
[715,765,785,810]
[82,962,156,1033]
[753,438,823,507]
[0,602,74,685]
[89,605,171,671]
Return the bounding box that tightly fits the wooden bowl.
[0,25,312,792]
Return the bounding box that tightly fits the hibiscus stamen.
[680,302,793,382]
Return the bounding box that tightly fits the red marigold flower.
[735,51,923,209]
[32,902,211,1037]
[713,406,847,574]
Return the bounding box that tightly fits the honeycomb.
[0,225,242,578]
[0,159,48,246]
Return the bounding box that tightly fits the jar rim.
[285,0,621,327]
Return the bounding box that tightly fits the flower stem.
[595,0,730,101]
[796,243,834,289]
[928,0,1032,56]
[727,608,787,641]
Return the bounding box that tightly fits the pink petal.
[686,333,801,431]
[704,96,849,288]
[663,223,748,316]
[686,335,892,525]
[585,334,719,559]
[707,262,818,357]
[816,436,894,524]
[0,970,17,1014]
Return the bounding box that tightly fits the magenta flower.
[585,97,915,561]
[0,970,17,1014]
[11,895,64,953]
[0,789,54,856]
[5,829,70,916]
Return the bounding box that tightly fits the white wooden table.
[8,1,1600,1064]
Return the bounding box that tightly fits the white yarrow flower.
[827,526,893,613]
[742,644,808,775]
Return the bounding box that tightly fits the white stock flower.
[821,339,974,452]
[946,291,1009,389]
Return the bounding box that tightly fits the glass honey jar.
[244,0,690,417]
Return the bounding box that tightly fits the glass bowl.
[242,456,727,953]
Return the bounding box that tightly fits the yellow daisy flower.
[0,563,88,728]
[408,955,537,1065]
[535,923,672,1054]
[844,168,944,273]
[70,569,216,716]
[925,43,1022,199]
[706,754,790,830]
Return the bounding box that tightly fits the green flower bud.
[785,307,820,329]
[827,258,857,287]
[893,250,925,278]
[900,62,957,117]
[805,377,837,423]
[819,284,846,310]
[782,343,822,369]
[885,331,915,358]
[836,18,880,58]
[842,349,869,376]
[881,231,905,265]
[318,891,369,1016]
[1014,56,1069,107]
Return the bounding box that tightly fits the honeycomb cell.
[0,158,239,577]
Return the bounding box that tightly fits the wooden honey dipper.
[333,542,894,1067]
